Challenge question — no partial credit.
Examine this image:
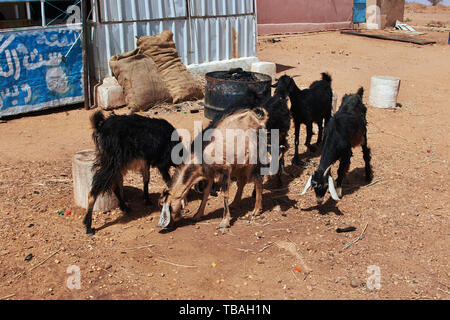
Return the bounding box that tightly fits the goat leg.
[250,175,263,217]
[158,166,172,186]
[230,175,247,208]
[362,140,373,183]
[305,123,316,152]
[292,122,301,165]
[83,193,97,235]
[218,171,232,229]
[336,155,351,198]
[316,121,324,146]
[192,178,213,221]
[141,164,151,205]
[112,176,130,213]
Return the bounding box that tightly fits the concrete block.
[96,76,126,110]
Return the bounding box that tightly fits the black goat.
[301,87,373,203]
[273,73,333,164]
[259,91,291,184]
[83,111,180,234]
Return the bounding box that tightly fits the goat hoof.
[159,226,176,234]
[239,215,252,221]
[86,228,95,236]
[218,222,230,229]
[251,209,262,217]
[121,205,131,214]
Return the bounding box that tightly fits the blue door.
[353,0,366,23]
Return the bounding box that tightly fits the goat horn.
[301,176,312,195]
[323,164,333,177]
[327,175,341,201]
[157,203,171,228]
[291,75,300,78]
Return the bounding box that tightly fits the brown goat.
[158,108,269,229]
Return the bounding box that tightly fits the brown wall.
[257,0,354,35]
[380,0,405,27]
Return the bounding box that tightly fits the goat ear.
[357,87,364,98]
[301,176,312,195]
[327,175,341,201]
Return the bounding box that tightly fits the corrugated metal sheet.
[189,0,254,17]
[88,0,257,81]
[98,0,187,22]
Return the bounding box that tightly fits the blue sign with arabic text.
[0,25,83,117]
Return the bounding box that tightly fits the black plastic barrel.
[204,70,272,120]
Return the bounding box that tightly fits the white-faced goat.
[83,111,180,235]
[273,73,333,164]
[158,107,270,230]
[301,87,373,203]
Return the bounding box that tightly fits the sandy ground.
[0,6,449,300]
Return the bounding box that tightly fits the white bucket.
[369,75,401,109]
[251,62,276,82]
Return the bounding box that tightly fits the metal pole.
[40,0,46,27]
[81,0,91,109]
[14,4,20,19]
[26,1,31,21]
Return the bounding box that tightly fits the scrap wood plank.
[341,30,436,45]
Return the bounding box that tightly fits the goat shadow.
[340,167,372,197]
[301,197,343,216]
[94,186,162,232]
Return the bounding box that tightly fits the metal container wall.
[88,0,257,81]
[204,71,271,120]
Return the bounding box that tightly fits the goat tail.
[91,111,106,148]
[321,72,332,84]
[91,111,106,132]
[357,87,364,98]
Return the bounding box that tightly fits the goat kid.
[273,73,332,164]
[158,107,269,230]
[301,87,373,203]
[83,111,180,235]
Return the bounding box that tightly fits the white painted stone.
[251,61,276,82]
[187,57,259,76]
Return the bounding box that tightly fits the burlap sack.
[109,48,170,111]
[137,30,204,104]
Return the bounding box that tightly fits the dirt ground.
[405,3,450,29]
[0,5,449,300]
